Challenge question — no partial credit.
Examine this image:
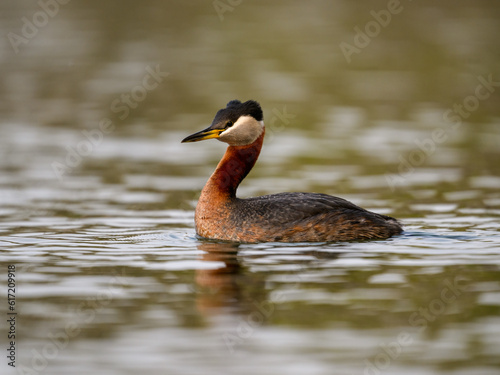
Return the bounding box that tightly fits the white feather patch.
[218,116,265,146]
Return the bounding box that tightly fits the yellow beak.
[181,127,222,143]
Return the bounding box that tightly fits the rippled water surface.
[1,1,500,374]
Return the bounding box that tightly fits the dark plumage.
[228,192,402,242]
[216,100,263,122]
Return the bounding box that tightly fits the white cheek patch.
[218,116,264,146]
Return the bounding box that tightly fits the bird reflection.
[194,241,342,317]
[194,242,245,314]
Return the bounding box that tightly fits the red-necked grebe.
[182,100,402,243]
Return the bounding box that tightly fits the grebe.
[182,100,402,243]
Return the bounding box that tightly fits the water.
[1,1,500,374]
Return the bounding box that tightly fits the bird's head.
[181,100,264,146]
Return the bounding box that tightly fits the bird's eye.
[225,121,233,128]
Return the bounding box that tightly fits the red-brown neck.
[201,129,265,201]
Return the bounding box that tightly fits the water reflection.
[195,241,345,316]
[195,242,242,313]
